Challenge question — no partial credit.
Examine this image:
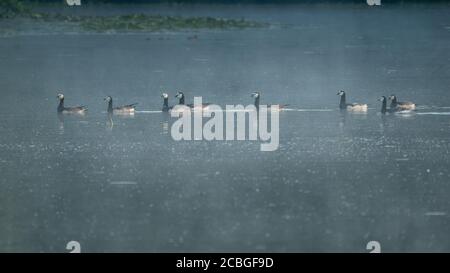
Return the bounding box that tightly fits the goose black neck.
[58,98,64,112]
[254,97,260,110]
[381,99,387,114]
[162,97,169,111]
[339,94,346,109]
[390,97,397,108]
[179,96,185,105]
[108,99,113,113]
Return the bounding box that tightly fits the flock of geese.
[56,90,416,115]
[337,90,416,112]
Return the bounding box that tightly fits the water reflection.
[338,109,347,132]
[378,113,387,133]
[57,111,88,133]
[57,112,65,133]
[107,112,114,130]
[161,120,169,134]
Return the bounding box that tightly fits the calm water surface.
[0,4,450,252]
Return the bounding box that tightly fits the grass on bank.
[1,1,267,32]
[0,0,31,19]
[30,13,267,32]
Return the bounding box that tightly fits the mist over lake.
[1,2,450,252]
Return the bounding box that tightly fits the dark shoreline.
[25,0,450,3]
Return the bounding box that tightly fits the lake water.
[1,3,450,252]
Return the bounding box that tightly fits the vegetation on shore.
[0,0,31,19]
[30,13,267,32]
[0,1,267,33]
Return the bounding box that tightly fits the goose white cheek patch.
[170,97,280,151]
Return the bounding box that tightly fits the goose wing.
[388,106,402,113]
[398,101,413,104]
[398,101,415,106]
[186,102,212,108]
[397,101,416,110]
[65,106,87,112]
[114,103,138,110]
[267,104,289,109]
[346,103,368,111]
[348,102,368,107]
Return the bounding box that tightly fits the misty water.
[1,4,450,252]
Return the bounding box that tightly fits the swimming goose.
[57,94,87,114]
[250,92,288,111]
[161,93,173,112]
[379,96,399,114]
[175,91,212,110]
[104,96,137,114]
[388,95,416,111]
[174,91,186,105]
[337,90,368,112]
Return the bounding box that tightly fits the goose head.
[57,93,64,100]
[104,96,112,103]
[161,93,169,99]
[378,96,387,102]
[337,90,345,96]
[175,92,184,99]
[250,92,260,98]
[388,95,396,101]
